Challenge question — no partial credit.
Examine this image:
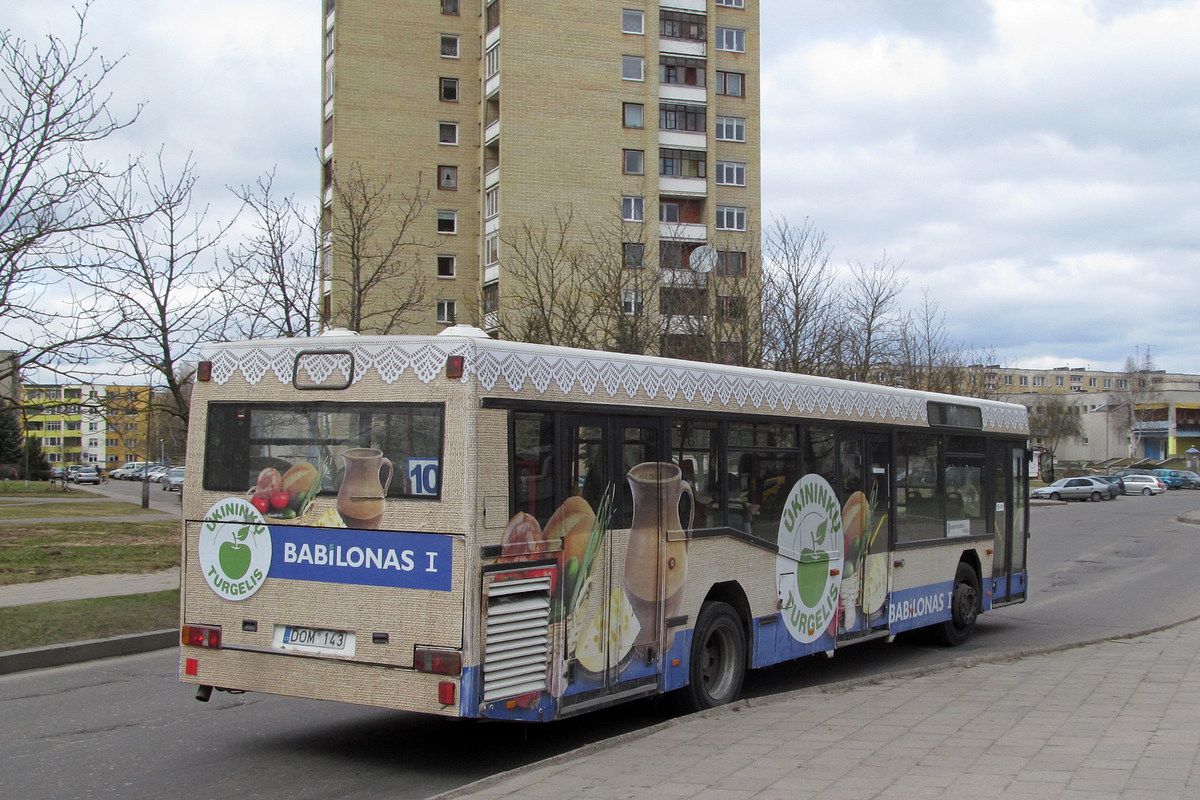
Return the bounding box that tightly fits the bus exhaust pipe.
[195,684,213,702]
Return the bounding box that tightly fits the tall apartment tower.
[321,0,760,361]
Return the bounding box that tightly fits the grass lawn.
[0,518,180,585]
[0,590,179,651]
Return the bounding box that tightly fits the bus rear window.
[203,402,444,499]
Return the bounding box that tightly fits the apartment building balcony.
[662,0,706,12]
[659,129,706,150]
[659,221,707,241]
[660,38,705,58]
[485,119,500,146]
[659,176,706,196]
[659,83,706,104]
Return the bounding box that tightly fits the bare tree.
[0,3,143,395]
[326,164,430,333]
[495,208,595,348]
[1110,350,1164,459]
[1026,395,1084,461]
[838,254,907,383]
[760,217,838,375]
[223,171,321,339]
[579,213,664,356]
[79,153,233,429]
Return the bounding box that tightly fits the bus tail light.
[197,360,213,382]
[446,355,465,379]
[414,646,462,675]
[182,625,222,649]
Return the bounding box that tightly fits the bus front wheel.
[675,601,746,712]
[933,563,980,647]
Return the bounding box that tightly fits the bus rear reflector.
[182,625,222,649]
[414,647,462,675]
[446,355,465,379]
[197,361,212,382]
[438,681,456,705]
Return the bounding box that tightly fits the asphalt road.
[3,490,1199,800]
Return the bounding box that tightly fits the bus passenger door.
[565,416,663,699]
[990,443,1028,605]
[838,432,892,635]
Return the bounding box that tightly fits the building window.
[437,299,457,324]
[1005,375,1014,386]
[485,185,499,218]
[1055,376,1064,386]
[622,9,644,34]
[716,250,744,276]
[660,103,705,132]
[660,56,705,87]
[716,27,745,52]
[440,34,460,58]
[716,71,745,97]
[1019,375,1029,386]
[716,161,745,186]
[483,282,499,314]
[1116,379,1128,389]
[623,149,644,175]
[622,55,644,81]
[659,202,680,223]
[660,287,706,315]
[659,148,706,178]
[622,196,644,222]
[441,0,459,14]
[437,210,457,234]
[623,242,644,269]
[438,165,458,190]
[439,122,458,145]
[622,289,644,317]
[716,205,746,231]
[485,44,500,77]
[716,115,745,142]
[1089,378,1098,387]
[485,233,499,265]
[437,255,456,278]
[325,63,334,101]
[660,11,705,41]
[1104,378,1113,388]
[1032,377,1044,386]
[439,77,459,102]
[623,102,644,128]
[486,0,500,31]
[715,0,744,7]
[718,295,745,320]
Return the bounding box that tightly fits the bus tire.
[933,563,980,647]
[676,601,746,712]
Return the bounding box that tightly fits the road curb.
[0,629,177,675]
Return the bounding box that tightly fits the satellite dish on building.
[691,245,717,274]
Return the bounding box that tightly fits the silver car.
[1031,477,1114,502]
[1121,474,1166,495]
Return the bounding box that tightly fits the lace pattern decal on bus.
[203,339,1027,432]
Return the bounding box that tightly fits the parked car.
[1150,469,1186,489]
[1121,474,1166,495]
[73,466,101,485]
[110,462,150,480]
[1113,468,1154,478]
[1031,477,1115,502]
[49,466,64,479]
[1174,470,1200,489]
[146,464,172,482]
[163,466,185,492]
[1092,475,1125,497]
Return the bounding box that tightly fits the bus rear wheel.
[933,563,980,647]
[675,601,746,712]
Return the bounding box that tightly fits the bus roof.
[199,327,1029,435]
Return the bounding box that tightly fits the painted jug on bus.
[336,448,393,529]
[623,461,692,650]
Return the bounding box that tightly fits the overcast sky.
[11,0,1200,374]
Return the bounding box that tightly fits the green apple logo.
[219,526,253,579]
[199,498,272,601]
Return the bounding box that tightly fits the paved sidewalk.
[439,621,1200,800]
[0,568,180,607]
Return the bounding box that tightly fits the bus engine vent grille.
[483,574,552,702]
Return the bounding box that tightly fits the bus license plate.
[274,625,355,657]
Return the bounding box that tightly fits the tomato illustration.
[270,489,291,510]
[250,494,270,514]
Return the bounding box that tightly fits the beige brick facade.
[321,0,761,349]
